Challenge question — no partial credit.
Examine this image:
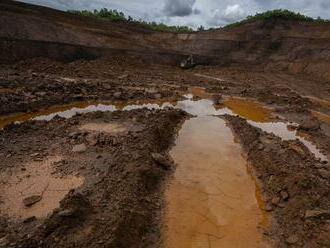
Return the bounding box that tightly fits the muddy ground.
[0,57,329,247]
[0,108,186,247]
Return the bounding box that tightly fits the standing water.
[163,99,269,248]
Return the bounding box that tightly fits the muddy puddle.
[224,98,272,122]
[0,88,327,161]
[0,88,328,229]
[0,156,84,219]
[164,113,269,247]
[312,111,330,125]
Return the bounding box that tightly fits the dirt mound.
[0,108,187,247]
[224,115,330,247]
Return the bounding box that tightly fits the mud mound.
[224,115,330,247]
[0,108,187,247]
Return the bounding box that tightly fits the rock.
[180,55,195,69]
[87,134,98,146]
[241,89,248,94]
[58,209,75,217]
[0,236,8,247]
[23,195,42,207]
[154,93,162,99]
[305,209,330,219]
[318,169,330,179]
[264,203,273,212]
[271,196,281,206]
[299,118,320,131]
[118,74,128,79]
[23,216,37,223]
[151,153,173,170]
[212,94,222,105]
[286,235,299,244]
[113,92,122,99]
[277,202,286,208]
[257,143,265,150]
[69,131,80,139]
[72,144,87,153]
[280,190,289,201]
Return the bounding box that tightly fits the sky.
[20,0,330,29]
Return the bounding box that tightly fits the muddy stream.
[0,87,328,247]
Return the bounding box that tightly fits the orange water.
[164,115,269,247]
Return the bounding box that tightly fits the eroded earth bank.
[1,1,330,248]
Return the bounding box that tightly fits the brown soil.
[223,115,330,247]
[0,108,187,247]
[0,1,330,247]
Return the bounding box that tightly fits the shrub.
[225,9,330,28]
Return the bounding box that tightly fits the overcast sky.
[21,0,330,28]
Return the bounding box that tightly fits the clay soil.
[0,56,329,248]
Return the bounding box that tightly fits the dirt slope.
[2,0,330,80]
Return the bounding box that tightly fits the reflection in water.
[249,121,328,161]
[164,114,269,247]
[0,102,99,128]
[0,92,327,161]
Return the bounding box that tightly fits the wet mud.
[0,57,329,247]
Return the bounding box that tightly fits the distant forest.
[68,8,330,33]
[225,9,330,28]
[68,9,194,33]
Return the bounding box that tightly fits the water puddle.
[0,90,327,161]
[0,156,84,219]
[312,111,330,125]
[222,97,327,161]
[0,102,100,129]
[0,87,328,244]
[224,98,272,122]
[249,121,328,161]
[194,73,226,82]
[0,99,177,129]
[164,113,269,247]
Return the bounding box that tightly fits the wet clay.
[0,156,84,219]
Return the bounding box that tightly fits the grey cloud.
[193,8,201,15]
[320,1,330,9]
[163,0,197,17]
[20,0,330,29]
[222,4,245,22]
[206,3,246,26]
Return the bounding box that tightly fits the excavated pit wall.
[1,0,330,79]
